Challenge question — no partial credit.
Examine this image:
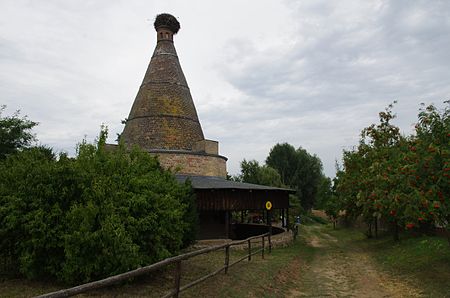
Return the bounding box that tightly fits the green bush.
[0,129,197,284]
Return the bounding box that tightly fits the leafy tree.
[265,143,298,184]
[335,102,449,244]
[324,179,340,229]
[0,105,37,159]
[238,159,283,187]
[266,143,324,211]
[407,103,449,243]
[315,176,333,210]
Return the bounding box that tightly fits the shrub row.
[0,130,197,284]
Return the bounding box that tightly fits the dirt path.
[284,225,423,298]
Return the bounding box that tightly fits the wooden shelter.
[176,175,294,239]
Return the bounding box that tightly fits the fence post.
[224,246,230,274]
[248,240,252,261]
[173,260,182,298]
[261,236,265,259]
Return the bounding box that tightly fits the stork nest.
[154,13,180,34]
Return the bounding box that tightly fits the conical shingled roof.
[121,14,204,151]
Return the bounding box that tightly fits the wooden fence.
[36,232,271,298]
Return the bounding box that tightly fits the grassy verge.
[369,234,450,296]
[327,226,450,297]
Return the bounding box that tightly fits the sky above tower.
[1,0,450,177]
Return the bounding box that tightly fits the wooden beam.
[225,211,230,238]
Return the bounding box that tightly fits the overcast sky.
[1,0,450,177]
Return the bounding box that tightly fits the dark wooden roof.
[175,175,295,192]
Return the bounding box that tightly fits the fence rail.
[36,232,271,298]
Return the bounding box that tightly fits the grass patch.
[370,235,450,296]
[298,213,329,225]
[328,226,450,297]
[181,237,311,298]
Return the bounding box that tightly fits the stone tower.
[121,14,204,150]
[120,14,227,177]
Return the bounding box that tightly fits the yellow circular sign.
[265,201,272,210]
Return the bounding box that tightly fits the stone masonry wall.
[121,37,205,151]
[154,152,227,177]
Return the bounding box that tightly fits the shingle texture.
[175,175,295,192]
[121,26,204,150]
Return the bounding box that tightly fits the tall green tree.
[315,175,333,210]
[265,143,298,184]
[266,143,324,211]
[0,105,37,159]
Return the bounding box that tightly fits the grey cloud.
[213,0,450,176]
[2,0,449,177]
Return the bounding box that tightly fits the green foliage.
[266,143,324,211]
[265,143,298,184]
[0,105,37,159]
[237,159,283,187]
[314,176,333,210]
[335,102,449,242]
[0,128,196,284]
[323,180,340,225]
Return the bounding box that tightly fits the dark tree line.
[234,143,331,212]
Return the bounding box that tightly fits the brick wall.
[154,151,227,177]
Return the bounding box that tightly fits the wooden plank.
[228,255,249,268]
[177,266,225,293]
[229,233,270,246]
[228,248,262,268]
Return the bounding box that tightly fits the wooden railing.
[36,232,272,298]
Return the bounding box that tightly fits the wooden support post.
[286,207,290,231]
[248,240,251,261]
[224,246,230,274]
[262,236,265,259]
[266,209,272,253]
[281,209,285,227]
[268,228,272,254]
[241,211,244,223]
[173,260,182,298]
[225,211,230,239]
